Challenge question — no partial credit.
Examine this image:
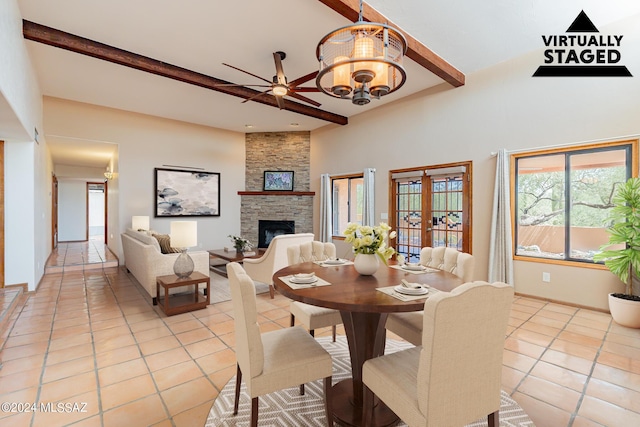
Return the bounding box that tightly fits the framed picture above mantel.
[155,168,220,217]
[263,171,294,191]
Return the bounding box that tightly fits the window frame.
[511,139,638,268]
[331,173,364,240]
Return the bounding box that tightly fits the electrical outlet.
[542,272,551,283]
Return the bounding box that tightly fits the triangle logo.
[566,10,599,33]
[533,10,632,77]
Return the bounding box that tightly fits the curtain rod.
[490,133,640,156]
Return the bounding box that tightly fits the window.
[332,174,364,237]
[390,163,472,263]
[513,140,638,264]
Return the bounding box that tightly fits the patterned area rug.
[205,337,534,426]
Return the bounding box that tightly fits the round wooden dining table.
[273,261,464,427]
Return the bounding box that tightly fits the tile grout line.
[31,272,64,427]
[105,268,175,426]
[566,316,613,427]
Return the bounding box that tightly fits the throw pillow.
[152,234,181,254]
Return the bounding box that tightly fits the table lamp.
[170,221,198,279]
[132,216,150,231]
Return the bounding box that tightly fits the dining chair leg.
[362,383,374,427]
[310,329,315,337]
[488,410,499,427]
[332,325,336,342]
[324,376,334,427]
[233,364,242,415]
[251,397,259,427]
[269,284,275,299]
[290,313,295,327]
[300,384,305,395]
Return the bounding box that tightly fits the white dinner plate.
[394,285,428,295]
[290,276,319,284]
[324,259,345,265]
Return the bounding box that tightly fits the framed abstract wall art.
[263,171,294,191]
[155,168,220,217]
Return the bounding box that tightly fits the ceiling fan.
[220,51,320,109]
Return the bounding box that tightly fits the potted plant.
[228,235,252,253]
[594,177,640,328]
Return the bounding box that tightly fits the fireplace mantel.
[238,191,315,196]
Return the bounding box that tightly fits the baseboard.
[514,292,610,314]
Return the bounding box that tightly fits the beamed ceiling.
[11,0,640,167]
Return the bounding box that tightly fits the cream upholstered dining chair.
[242,233,314,299]
[363,281,513,427]
[227,262,334,427]
[385,247,475,345]
[287,241,343,342]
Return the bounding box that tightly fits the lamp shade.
[170,221,198,248]
[132,216,150,231]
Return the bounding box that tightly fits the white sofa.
[121,228,210,303]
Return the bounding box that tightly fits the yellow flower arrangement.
[343,222,396,264]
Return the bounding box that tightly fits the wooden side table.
[155,271,210,316]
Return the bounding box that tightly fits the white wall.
[58,180,87,241]
[311,15,640,310]
[1,0,48,291]
[0,0,41,141]
[5,141,35,288]
[43,97,245,260]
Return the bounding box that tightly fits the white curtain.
[489,149,514,285]
[319,174,332,242]
[363,168,376,226]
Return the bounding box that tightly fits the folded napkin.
[314,259,354,267]
[390,265,440,275]
[376,285,440,301]
[279,275,332,290]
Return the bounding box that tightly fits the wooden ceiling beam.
[316,0,465,87]
[22,20,348,126]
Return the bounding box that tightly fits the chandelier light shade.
[315,2,407,105]
[170,221,198,279]
[131,215,150,231]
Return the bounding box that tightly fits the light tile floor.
[0,241,639,426]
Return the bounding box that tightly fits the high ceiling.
[14,0,640,168]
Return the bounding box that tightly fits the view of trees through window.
[332,175,363,237]
[515,143,634,263]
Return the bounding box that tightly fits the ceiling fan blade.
[289,86,320,93]
[241,88,273,104]
[212,83,273,88]
[287,92,321,107]
[275,95,286,109]
[222,63,272,84]
[287,71,319,88]
[273,52,287,85]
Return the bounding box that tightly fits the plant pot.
[354,254,380,275]
[608,293,640,328]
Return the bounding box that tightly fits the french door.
[390,162,472,262]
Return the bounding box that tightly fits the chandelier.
[315,0,407,105]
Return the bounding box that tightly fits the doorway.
[87,182,107,242]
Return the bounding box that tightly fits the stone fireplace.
[240,132,314,247]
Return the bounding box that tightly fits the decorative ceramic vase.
[354,254,380,275]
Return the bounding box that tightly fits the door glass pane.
[431,176,463,249]
[396,179,422,262]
